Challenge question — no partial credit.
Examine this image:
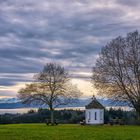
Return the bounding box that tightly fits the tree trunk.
[135,104,140,125]
[136,111,140,125]
[50,108,54,125]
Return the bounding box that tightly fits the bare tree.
[91,31,140,122]
[18,63,82,124]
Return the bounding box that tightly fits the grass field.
[0,124,140,140]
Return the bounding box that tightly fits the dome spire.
[92,95,96,100]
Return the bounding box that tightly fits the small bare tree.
[91,31,140,122]
[18,63,82,124]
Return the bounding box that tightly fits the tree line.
[0,108,137,125]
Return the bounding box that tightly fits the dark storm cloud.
[0,0,140,91]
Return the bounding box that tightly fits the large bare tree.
[18,63,82,124]
[91,31,140,121]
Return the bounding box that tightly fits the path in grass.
[0,124,139,140]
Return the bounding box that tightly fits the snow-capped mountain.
[0,97,129,109]
[0,98,20,104]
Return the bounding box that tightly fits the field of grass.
[0,124,140,140]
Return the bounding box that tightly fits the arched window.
[88,112,91,122]
[95,112,97,120]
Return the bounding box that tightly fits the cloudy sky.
[0,0,140,98]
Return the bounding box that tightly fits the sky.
[0,0,140,98]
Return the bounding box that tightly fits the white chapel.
[85,96,104,125]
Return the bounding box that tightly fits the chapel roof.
[85,96,104,109]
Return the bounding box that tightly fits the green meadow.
[0,124,140,140]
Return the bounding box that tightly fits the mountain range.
[0,98,128,109]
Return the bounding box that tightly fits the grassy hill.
[0,124,139,140]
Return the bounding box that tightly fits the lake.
[0,107,85,114]
[0,106,132,114]
[0,108,38,114]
